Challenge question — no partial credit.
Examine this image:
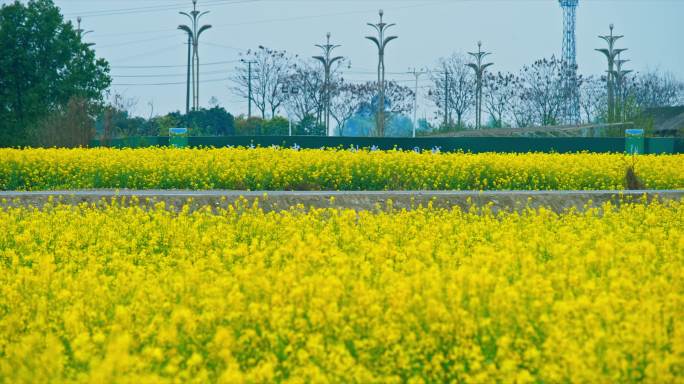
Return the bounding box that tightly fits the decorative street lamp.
[366,10,398,137]
[179,0,212,112]
[76,17,94,42]
[467,41,493,130]
[612,53,632,123]
[313,33,344,137]
[596,24,626,123]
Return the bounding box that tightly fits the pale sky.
[22,0,684,119]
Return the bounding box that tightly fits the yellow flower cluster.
[1,200,682,382]
[1,148,682,191]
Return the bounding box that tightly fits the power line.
[113,76,231,87]
[66,1,441,39]
[108,43,185,63]
[209,2,436,30]
[112,69,231,78]
[112,59,240,69]
[201,41,246,51]
[64,0,261,18]
[96,34,179,49]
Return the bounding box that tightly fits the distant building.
[636,106,684,137]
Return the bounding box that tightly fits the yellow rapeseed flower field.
[0,200,682,382]
[1,147,683,190]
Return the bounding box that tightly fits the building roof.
[639,106,684,136]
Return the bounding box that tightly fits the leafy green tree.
[295,114,326,136]
[264,116,289,135]
[151,114,183,136]
[0,0,110,146]
[235,117,265,135]
[185,106,235,136]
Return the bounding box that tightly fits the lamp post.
[366,10,398,137]
[76,16,96,50]
[282,85,299,136]
[76,17,94,41]
[612,53,632,123]
[313,33,343,137]
[596,24,626,123]
[408,67,428,137]
[183,33,192,115]
[467,41,493,130]
[179,0,212,111]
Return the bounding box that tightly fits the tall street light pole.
[179,0,211,111]
[241,59,257,118]
[467,41,493,130]
[313,32,343,137]
[596,24,626,123]
[408,67,427,137]
[366,9,397,137]
[184,34,191,115]
[76,17,94,43]
[612,53,632,123]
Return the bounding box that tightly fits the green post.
[169,128,189,148]
[625,128,644,155]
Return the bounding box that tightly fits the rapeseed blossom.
[1,147,682,190]
[0,200,682,382]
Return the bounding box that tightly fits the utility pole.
[596,24,626,123]
[179,0,212,111]
[313,32,344,137]
[241,59,256,118]
[407,67,427,137]
[366,9,398,137]
[467,41,493,130]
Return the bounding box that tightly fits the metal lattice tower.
[559,0,580,124]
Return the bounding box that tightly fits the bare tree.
[330,81,364,136]
[579,75,606,124]
[283,60,325,122]
[231,46,294,119]
[482,71,516,128]
[383,80,415,117]
[509,85,536,129]
[626,70,682,113]
[283,57,348,126]
[103,93,139,138]
[515,57,565,126]
[330,80,413,136]
[429,53,474,129]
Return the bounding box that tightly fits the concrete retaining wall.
[1,190,682,213]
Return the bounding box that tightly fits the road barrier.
[90,136,684,154]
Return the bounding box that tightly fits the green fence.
[90,136,684,154]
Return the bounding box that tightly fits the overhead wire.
[64,0,261,18]
[112,59,241,69]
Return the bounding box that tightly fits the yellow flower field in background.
[1,147,683,191]
[1,200,682,382]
